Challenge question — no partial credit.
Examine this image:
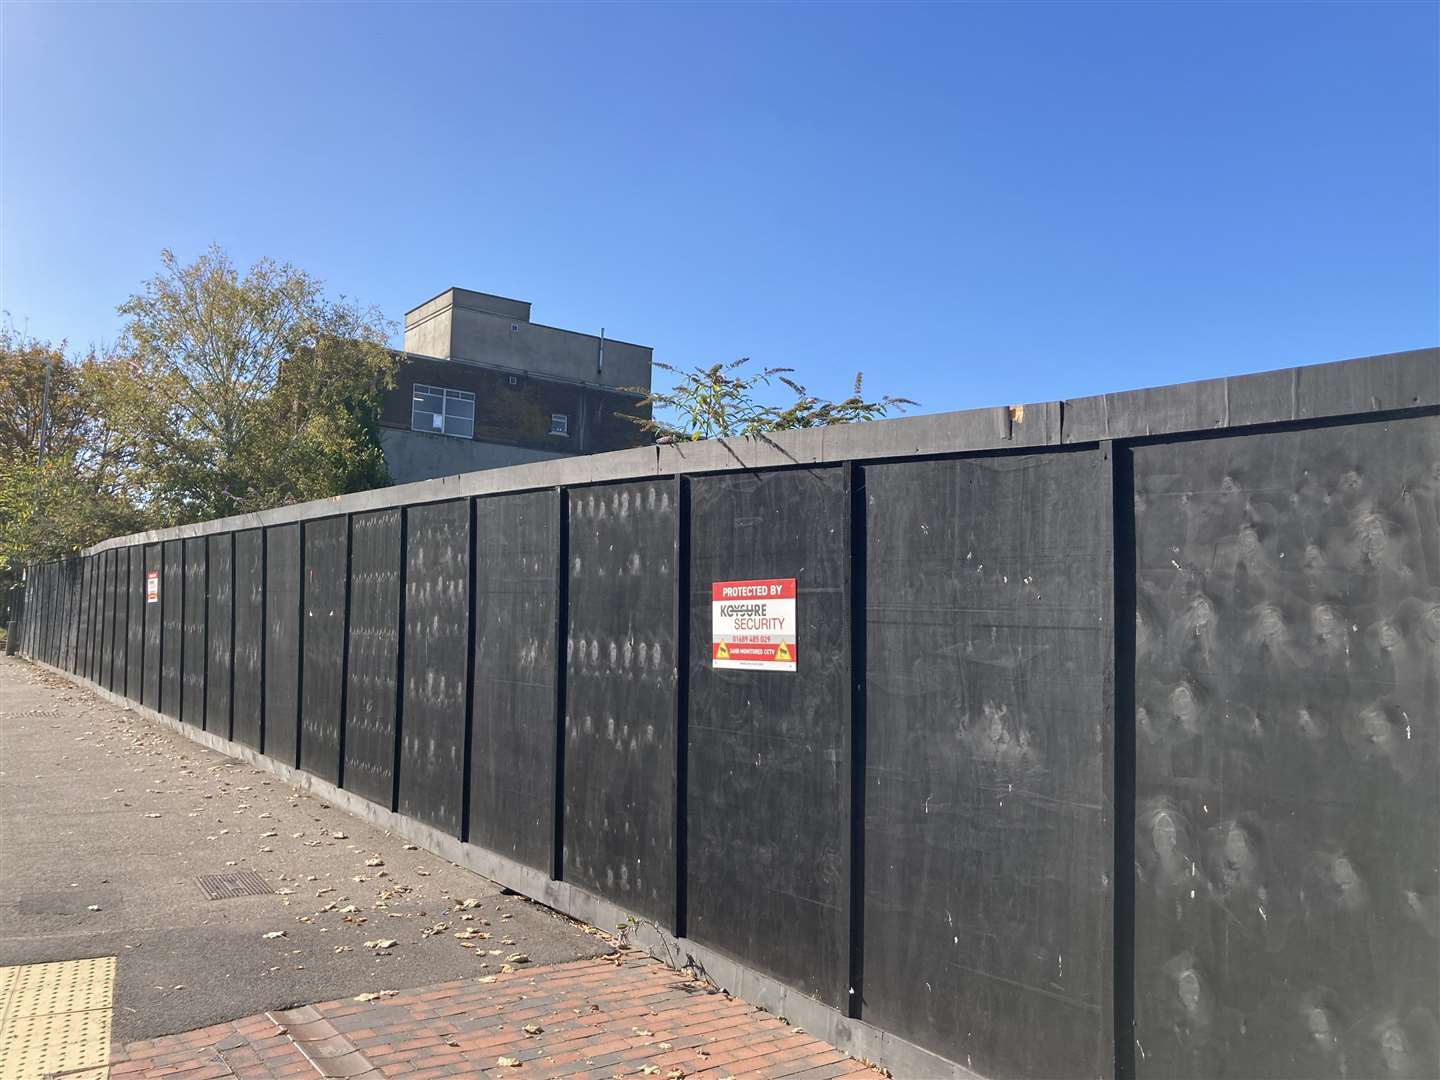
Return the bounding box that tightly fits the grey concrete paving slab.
[0,656,609,1043]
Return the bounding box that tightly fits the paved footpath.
[109,956,876,1079]
[0,658,879,1079]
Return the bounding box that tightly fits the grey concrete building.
[379,287,653,483]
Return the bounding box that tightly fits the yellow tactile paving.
[0,956,114,1080]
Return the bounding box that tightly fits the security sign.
[712,578,796,671]
[145,569,160,604]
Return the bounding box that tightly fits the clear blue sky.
[3,2,1436,414]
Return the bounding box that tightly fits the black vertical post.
[90,554,97,681]
[123,549,131,699]
[176,547,185,721]
[139,551,146,709]
[112,551,120,688]
[391,508,408,813]
[1110,440,1137,1080]
[258,530,269,754]
[110,550,117,688]
[295,522,306,769]
[96,554,103,681]
[158,546,167,698]
[846,460,867,1019]
[226,533,236,740]
[80,557,89,678]
[121,551,129,690]
[72,557,81,674]
[337,516,354,789]
[98,553,105,682]
[94,554,103,682]
[83,557,90,678]
[550,487,569,882]
[460,498,478,843]
[110,550,120,691]
[673,475,690,938]
[89,555,99,681]
[102,551,111,689]
[131,552,137,698]
[65,562,73,670]
[73,559,83,672]
[200,540,209,731]
[68,559,75,670]
[114,553,121,693]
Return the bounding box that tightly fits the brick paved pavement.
[108,954,882,1079]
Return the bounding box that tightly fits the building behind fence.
[16,348,1439,1080]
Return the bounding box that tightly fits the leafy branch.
[623,358,915,442]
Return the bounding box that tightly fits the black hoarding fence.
[207,533,234,739]
[344,509,402,807]
[233,530,264,751]
[564,481,679,927]
[182,537,207,727]
[265,523,302,767]
[300,516,347,784]
[15,349,1438,1080]
[399,499,471,836]
[470,490,560,874]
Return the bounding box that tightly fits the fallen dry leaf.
[353,990,399,1002]
[522,1023,543,1036]
[262,931,286,940]
[364,938,397,950]
[496,1057,521,1068]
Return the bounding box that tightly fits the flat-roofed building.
[379,287,653,483]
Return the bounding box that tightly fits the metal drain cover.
[195,870,272,900]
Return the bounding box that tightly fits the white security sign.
[711,578,796,671]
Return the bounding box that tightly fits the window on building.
[549,413,569,436]
[412,384,475,439]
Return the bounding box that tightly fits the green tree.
[0,329,146,590]
[108,246,397,522]
[625,358,916,442]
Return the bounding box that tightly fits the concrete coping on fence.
[82,346,1437,556]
